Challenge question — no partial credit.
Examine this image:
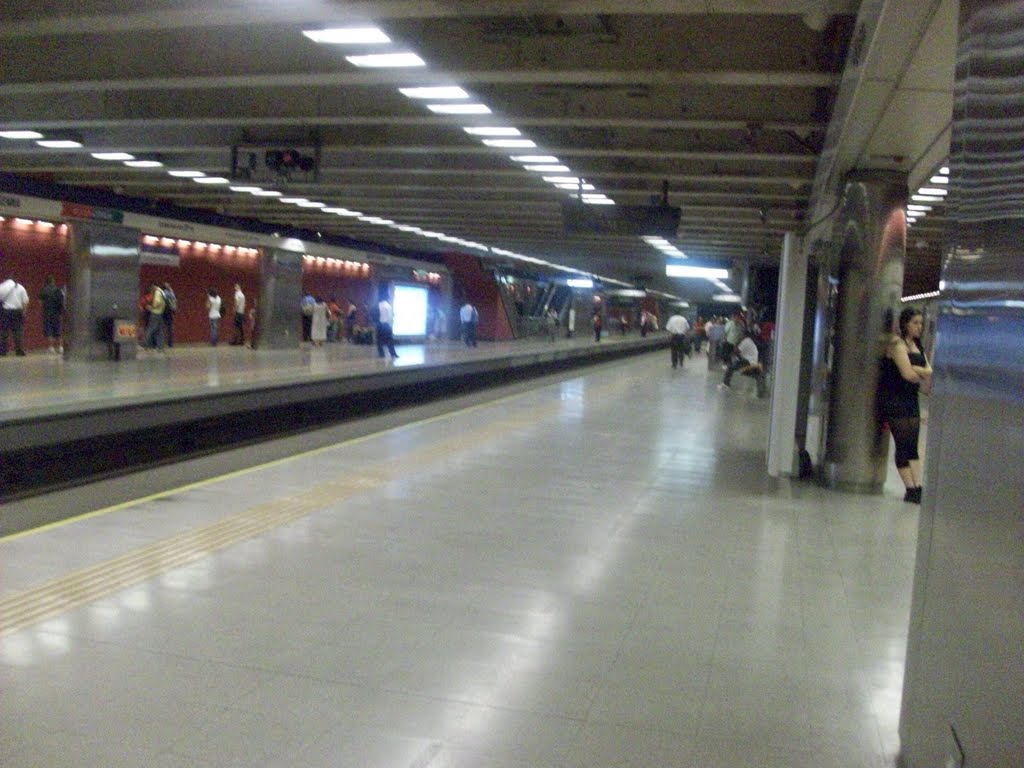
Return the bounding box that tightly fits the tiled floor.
[0,351,918,767]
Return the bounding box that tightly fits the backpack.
[164,291,177,312]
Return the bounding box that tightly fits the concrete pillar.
[816,170,907,492]
[899,2,1024,766]
[65,221,141,361]
[767,232,806,477]
[253,245,303,349]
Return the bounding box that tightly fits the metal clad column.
[253,245,303,349]
[66,221,141,361]
[819,170,907,492]
[767,232,806,477]
[899,2,1024,766]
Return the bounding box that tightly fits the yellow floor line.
[0,373,634,637]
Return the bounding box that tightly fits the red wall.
[443,251,513,341]
[0,220,380,349]
[140,247,260,344]
[0,219,70,351]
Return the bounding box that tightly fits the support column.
[253,245,303,349]
[817,170,907,492]
[899,2,1024,766]
[767,232,806,477]
[65,221,141,361]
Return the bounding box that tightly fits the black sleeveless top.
[877,346,927,420]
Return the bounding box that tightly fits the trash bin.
[98,317,137,360]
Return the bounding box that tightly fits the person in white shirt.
[719,331,767,397]
[230,284,246,345]
[0,275,30,356]
[376,295,398,358]
[459,302,478,347]
[665,312,691,369]
[206,288,222,345]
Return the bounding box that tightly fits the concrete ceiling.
[0,0,953,300]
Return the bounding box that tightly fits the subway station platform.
[0,332,666,530]
[0,343,916,768]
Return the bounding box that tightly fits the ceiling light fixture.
[428,103,491,115]
[36,139,83,148]
[0,130,44,140]
[124,159,164,168]
[524,164,570,172]
[510,155,560,163]
[483,139,536,148]
[399,86,468,99]
[193,176,229,184]
[346,52,425,68]
[168,170,205,177]
[303,27,390,45]
[91,152,135,161]
[463,127,521,136]
[667,264,730,279]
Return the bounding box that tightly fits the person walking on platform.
[877,307,932,503]
[665,311,690,368]
[376,294,398,358]
[230,283,246,345]
[0,274,30,356]
[592,309,603,342]
[161,282,177,348]
[206,288,222,345]
[39,275,64,354]
[460,301,478,347]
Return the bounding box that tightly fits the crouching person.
[719,331,767,397]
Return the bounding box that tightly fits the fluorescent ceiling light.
[567,278,594,288]
[584,198,615,205]
[230,185,262,192]
[524,164,569,172]
[510,155,560,163]
[91,151,134,160]
[36,139,82,148]
[916,187,948,196]
[400,86,469,99]
[556,183,595,191]
[543,176,579,183]
[940,166,949,175]
[250,189,281,196]
[193,176,229,184]
[463,127,521,136]
[712,293,742,302]
[483,139,536,148]
[124,159,163,168]
[428,103,491,114]
[168,170,205,177]
[279,197,308,204]
[0,130,44,139]
[303,27,390,45]
[912,195,943,203]
[346,52,425,68]
[358,216,392,224]
[667,264,730,279]
[929,175,949,185]
[907,204,932,212]
[296,200,326,208]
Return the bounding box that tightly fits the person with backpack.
[161,282,177,348]
[142,282,166,350]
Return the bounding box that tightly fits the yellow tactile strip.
[0,474,379,637]
[0,370,631,638]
